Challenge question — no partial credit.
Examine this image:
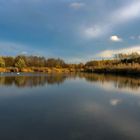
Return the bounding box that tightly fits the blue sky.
[0,0,140,62]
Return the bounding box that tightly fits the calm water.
[0,73,140,140]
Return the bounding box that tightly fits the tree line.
[0,52,140,69]
[85,52,140,68]
[0,55,68,68]
[0,55,85,69]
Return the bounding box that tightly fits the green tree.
[0,57,5,67]
[15,58,26,69]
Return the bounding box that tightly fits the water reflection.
[0,73,140,140]
[78,73,140,95]
[79,73,140,90]
[0,73,67,88]
[0,73,140,92]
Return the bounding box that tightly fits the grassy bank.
[84,64,140,75]
[1,65,140,75]
[0,67,77,73]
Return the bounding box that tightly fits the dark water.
[0,73,140,140]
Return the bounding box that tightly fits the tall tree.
[0,57,5,67]
[15,58,26,69]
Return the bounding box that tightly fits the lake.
[0,73,140,140]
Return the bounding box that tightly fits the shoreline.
[0,66,140,77]
[84,65,140,76]
[0,67,78,73]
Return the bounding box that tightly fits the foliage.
[115,52,140,63]
[0,57,5,67]
[0,55,68,68]
[15,58,26,69]
[1,52,140,70]
[46,58,66,68]
[85,60,119,67]
[3,56,14,67]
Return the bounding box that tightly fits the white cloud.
[110,35,122,42]
[96,45,140,58]
[84,26,103,38]
[112,1,140,24]
[82,1,140,39]
[97,50,115,58]
[82,24,110,39]
[70,2,85,9]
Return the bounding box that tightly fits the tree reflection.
[0,74,67,88]
[77,73,140,90]
[0,73,140,90]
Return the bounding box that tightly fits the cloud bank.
[96,46,140,58]
[83,0,140,39]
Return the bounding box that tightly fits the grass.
[0,67,76,73]
[85,63,140,75]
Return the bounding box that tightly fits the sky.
[0,0,140,62]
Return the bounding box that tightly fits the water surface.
[0,73,140,140]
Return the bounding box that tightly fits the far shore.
[1,65,140,76]
[84,63,140,76]
[1,53,140,76]
[0,67,79,73]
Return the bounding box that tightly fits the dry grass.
[0,67,76,73]
[85,63,140,75]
